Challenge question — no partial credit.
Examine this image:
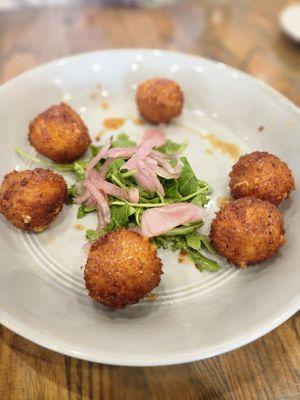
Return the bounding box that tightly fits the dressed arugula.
[16,133,220,272]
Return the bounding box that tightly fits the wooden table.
[0,1,299,399]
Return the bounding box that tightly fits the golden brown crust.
[209,197,285,267]
[29,103,91,163]
[229,151,295,206]
[136,78,184,124]
[0,168,67,231]
[84,229,163,309]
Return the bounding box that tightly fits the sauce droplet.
[74,224,85,231]
[90,92,97,100]
[103,117,125,130]
[203,134,241,161]
[100,101,109,110]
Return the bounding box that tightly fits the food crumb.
[203,134,241,161]
[90,92,97,101]
[95,129,105,141]
[74,224,85,231]
[217,195,232,208]
[146,293,158,302]
[205,148,213,155]
[100,101,109,110]
[41,234,54,244]
[178,250,190,264]
[258,125,265,132]
[132,117,145,125]
[22,214,32,223]
[103,117,125,130]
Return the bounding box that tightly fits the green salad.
[16,133,220,272]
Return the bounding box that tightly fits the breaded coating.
[229,151,295,206]
[84,229,163,309]
[0,168,67,232]
[209,197,285,268]
[29,103,91,163]
[136,78,184,124]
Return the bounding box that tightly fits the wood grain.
[0,1,299,399]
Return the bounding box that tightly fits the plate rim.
[0,48,299,115]
[0,48,299,366]
[1,297,299,366]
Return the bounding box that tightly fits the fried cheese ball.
[209,197,285,268]
[84,229,163,309]
[29,103,91,163]
[136,78,184,124]
[229,151,295,206]
[0,168,67,232]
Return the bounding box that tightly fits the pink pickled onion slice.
[141,203,203,237]
[89,168,104,189]
[96,204,106,231]
[86,139,111,178]
[85,196,97,208]
[84,180,110,224]
[128,187,139,203]
[143,127,166,148]
[107,147,136,159]
[101,181,130,201]
[99,157,114,180]
[121,140,154,171]
[75,190,90,204]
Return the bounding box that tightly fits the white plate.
[0,50,299,366]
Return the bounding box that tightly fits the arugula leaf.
[168,236,187,252]
[77,204,96,219]
[186,249,220,272]
[177,157,198,197]
[186,232,201,250]
[198,180,212,194]
[111,133,136,148]
[106,159,125,180]
[66,184,78,205]
[151,236,169,250]
[104,204,131,232]
[157,140,187,155]
[191,193,209,207]
[197,233,216,254]
[86,205,136,241]
[73,161,87,181]
[151,226,220,272]
[86,229,101,243]
[107,158,125,174]
[105,158,137,189]
[151,235,187,254]
[77,205,86,219]
[163,221,203,236]
[15,147,86,176]
[89,144,103,158]
[128,206,136,216]
[139,190,160,204]
[185,231,216,254]
[139,197,161,204]
[163,179,182,200]
[134,207,143,227]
